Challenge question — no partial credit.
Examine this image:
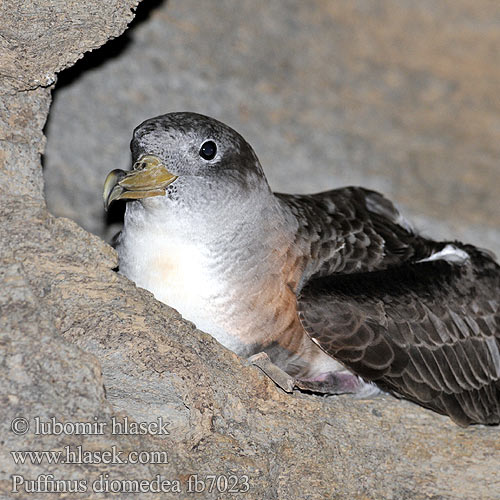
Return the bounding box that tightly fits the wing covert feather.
[297,251,500,425]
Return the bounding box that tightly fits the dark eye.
[199,140,217,161]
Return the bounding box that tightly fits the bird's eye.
[199,140,217,161]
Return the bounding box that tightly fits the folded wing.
[297,249,500,425]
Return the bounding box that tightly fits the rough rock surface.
[44,0,500,256]
[1,1,499,500]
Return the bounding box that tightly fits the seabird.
[103,112,500,426]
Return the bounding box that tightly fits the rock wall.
[1,1,499,499]
[44,0,500,255]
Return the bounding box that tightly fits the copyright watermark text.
[9,415,251,495]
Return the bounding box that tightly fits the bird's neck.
[119,190,300,291]
[117,192,302,356]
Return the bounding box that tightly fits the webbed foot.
[249,353,380,397]
[249,352,295,393]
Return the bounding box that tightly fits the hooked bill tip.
[103,169,127,210]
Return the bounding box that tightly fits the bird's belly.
[119,232,346,375]
[120,238,250,355]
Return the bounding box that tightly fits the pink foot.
[296,371,367,395]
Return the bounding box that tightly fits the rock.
[43,0,500,255]
[1,1,499,499]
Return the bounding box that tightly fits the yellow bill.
[103,154,178,210]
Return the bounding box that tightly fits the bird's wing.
[278,187,499,424]
[277,187,444,282]
[297,245,500,425]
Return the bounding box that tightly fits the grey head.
[103,112,271,215]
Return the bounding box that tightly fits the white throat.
[117,190,294,355]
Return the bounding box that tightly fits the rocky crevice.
[1,1,499,499]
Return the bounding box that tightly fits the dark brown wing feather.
[277,187,443,281]
[297,247,500,425]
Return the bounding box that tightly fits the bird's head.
[103,112,270,214]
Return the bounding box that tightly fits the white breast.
[118,221,254,355]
